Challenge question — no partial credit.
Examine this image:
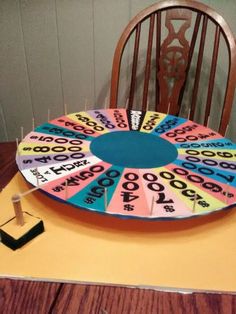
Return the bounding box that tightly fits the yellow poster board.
[0,172,236,292]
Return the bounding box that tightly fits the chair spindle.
[142,14,155,111]
[204,25,220,126]
[128,23,141,110]
[190,15,208,122]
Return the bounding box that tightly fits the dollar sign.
[124,204,134,211]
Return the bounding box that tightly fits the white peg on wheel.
[224,124,229,138]
[104,97,109,110]
[125,98,129,110]
[32,117,35,131]
[20,126,24,142]
[207,116,210,128]
[150,196,155,215]
[12,194,24,226]
[193,193,197,212]
[84,99,89,112]
[104,188,108,210]
[64,103,68,116]
[187,107,191,120]
[167,102,171,114]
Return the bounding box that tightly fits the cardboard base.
[0,172,236,292]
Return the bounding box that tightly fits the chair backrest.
[109,0,236,135]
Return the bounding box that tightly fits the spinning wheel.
[16,109,236,220]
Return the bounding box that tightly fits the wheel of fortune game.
[16,109,236,220]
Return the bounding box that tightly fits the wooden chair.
[109,0,236,135]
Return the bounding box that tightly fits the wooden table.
[0,142,235,313]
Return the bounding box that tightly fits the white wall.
[0,0,235,141]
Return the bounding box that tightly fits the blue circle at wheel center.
[90,131,178,169]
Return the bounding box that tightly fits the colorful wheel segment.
[16,109,236,220]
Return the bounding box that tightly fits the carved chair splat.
[110,0,236,135]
